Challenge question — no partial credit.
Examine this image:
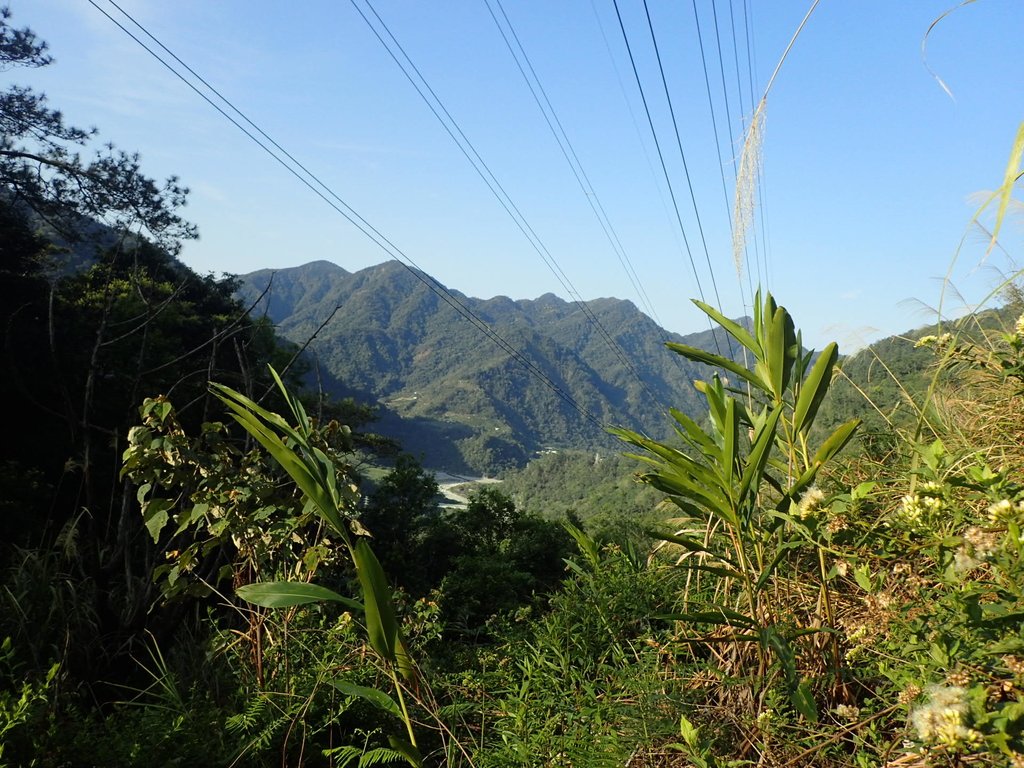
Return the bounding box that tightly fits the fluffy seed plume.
[732,98,764,280]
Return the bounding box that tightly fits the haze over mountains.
[238,260,740,474]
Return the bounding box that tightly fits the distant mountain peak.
[236,260,740,474]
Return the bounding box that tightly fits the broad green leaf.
[611,435,733,518]
[668,408,717,453]
[696,376,729,438]
[563,559,589,578]
[267,365,311,438]
[678,714,700,748]
[563,522,600,568]
[792,343,838,434]
[209,381,297,439]
[752,287,764,347]
[812,418,861,467]
[737,405,782,509]
[142,497,172,542]
[614,434,707,478]
[237,581,363,612]
[722,395,737,492]
[330,680,402,719]
[852,481,876,500]
[853,565,873,593]
[174,502,208,535]
[665,342,770,393]
[766,305,797,400]
[644,473,735,527]
[213,393,349,539]
[765,622,822,719]
[664,494,712,520]
[353,538,415,680]
[786,418,861,498]
[792,680,819,722]
[692,299,759,354]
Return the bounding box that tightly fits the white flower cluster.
[909,686,982,750]
[844,625,869,662]
[1015,313,1024,339]
[833,704,861,723]
[892,492,943,528]
[914,333,954,349]
[755,709,774,727]
[987,498,1024,524]
[795,486,826,520]
[954,525,1003,574]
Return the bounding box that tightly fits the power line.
[744,0,773,291]
[726,0,766,289]
[691,0,733,234]
[609,0,723,358]
[485,0,680,410]
[690,0,754,313]
[88,0,612,432]
[586,0,689,272]
[638,0,731,358]
[353,0,671,417]
[485,0,660,327]
[710,0,756,297]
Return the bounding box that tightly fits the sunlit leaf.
[353,538,414,680]
[692,299,759,354]
[665,342,769,393]
[793,342,837,434]
[330,680,401,719]
[142,497,172,542]
[236,581,363,611]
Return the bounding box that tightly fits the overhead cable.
[609,0,725,358]
[744,0,773,290]
[485,0,660,326]
[354,0,671,417]
[88,0,612,432]
[638,0,732,361]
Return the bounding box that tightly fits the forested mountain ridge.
[813,302,1023,449]
[239,260,744,472]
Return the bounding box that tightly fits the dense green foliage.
[497,449,665,543]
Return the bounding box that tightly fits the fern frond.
[358,747,408,766]
[322,744,362,767]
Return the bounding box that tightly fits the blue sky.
[13,0,1024,351]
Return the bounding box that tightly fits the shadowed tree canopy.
[0,7,299,693]
[0,6,195,253]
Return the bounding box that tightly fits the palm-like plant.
[610,290,860,721]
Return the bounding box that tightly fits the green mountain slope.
[239,260,741,473]
[814,303,1022,451]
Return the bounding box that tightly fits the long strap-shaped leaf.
[212,385,350,541]
[665,342,770,394]
[692,298,759,354]
[737,404,782,511]
[237,581,363,612]
[792,342,837,435]
[353,538,415,681]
